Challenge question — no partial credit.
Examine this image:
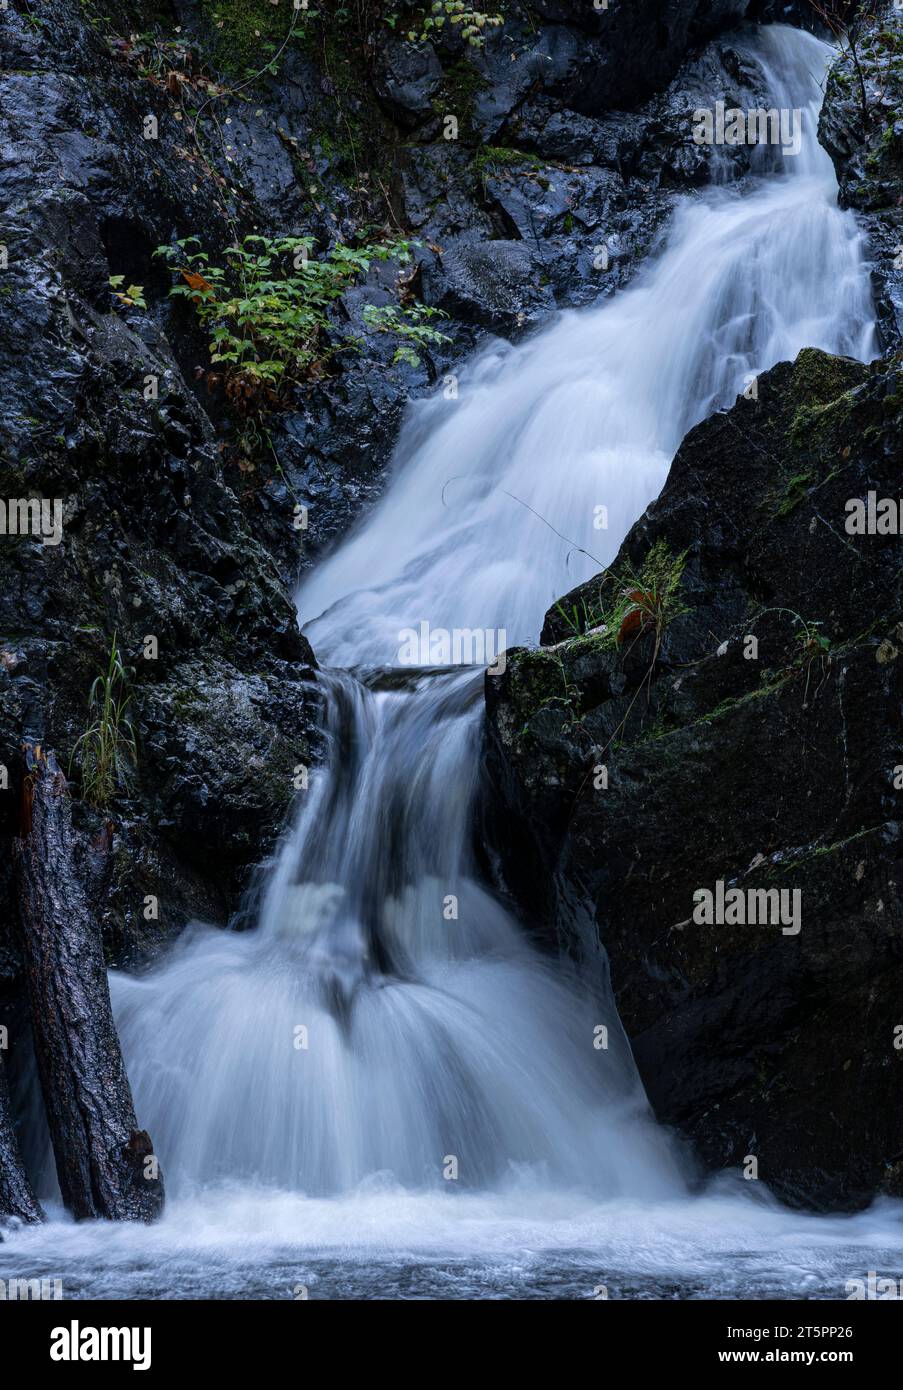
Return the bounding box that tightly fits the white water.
[6,25,900,1298]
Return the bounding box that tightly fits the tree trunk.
[0,1051,43,1224]
[13,744,164,1222]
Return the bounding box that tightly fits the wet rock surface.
[485,348,903,1209]
[819,1,903,350]
[0,1,325,993]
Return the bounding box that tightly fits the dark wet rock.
[373,37,444,127]
[399,142,498,241]
[484,161,619,241]
[636,35,784,185]
[0,8,324,985]
[508,102,650,170]
[467,23,584,140]
[504,28,779,190]
[423,235,555,334]
[385,5,797,321]
[485,348,903,1210]
[748,0,822,25]
[436,30,791,313]
[524,0,750,115]
[139,658,318,877]
[818,2,903,350]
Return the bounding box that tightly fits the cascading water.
[6,24,903,1298]
[296,25,874,666]
[107,661,678,1197]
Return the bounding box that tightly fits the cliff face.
[485,347,903,1210]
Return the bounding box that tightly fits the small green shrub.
[362,302,450,367]
[109,276,146,310]
[70,632,137,809]
[154,234,449,401]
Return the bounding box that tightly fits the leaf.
[181,267,214,295]
[617,593,654,644]
[617,608,645,644]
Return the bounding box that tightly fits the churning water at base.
[5,24,901,1298]
[6,1184,903,1300]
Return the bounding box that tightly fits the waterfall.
[297,24,874,666]
[22,26,879,1245]
[7,21,903,1302]
[105,24,875,1205]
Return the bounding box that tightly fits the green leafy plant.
[154,234,449,403]
[109,276,146,310]
[70,632,138,809]
[545,544,690,764]
[790,615,832,704]
[105,29,221,95]
[792,619,831,659]
[405,1,504,48]
[362,302,449,367]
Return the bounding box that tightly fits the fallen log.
[0,1050,43,1224]
[13,744,164,1222]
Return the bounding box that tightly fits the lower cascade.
[8,22,903,1301]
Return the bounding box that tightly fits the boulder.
[485,349,903,1210]
[423,235,555,334]
[373,37,444,127]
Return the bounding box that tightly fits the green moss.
[866,122,900,171]
[787,388,857,459]
[633,672,792,748]
[509,645,577,709]
[474,144,542,175]
[774,468,814,517]
[789,347,865,410]
[779,825,883,874]
[697,674,791,727]
[170,686,205,715]
[199,0,309,79]
[431,57,488,141]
